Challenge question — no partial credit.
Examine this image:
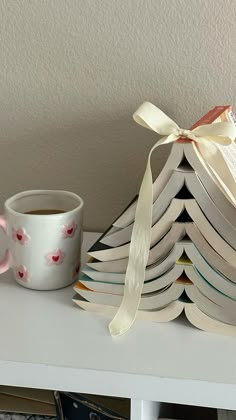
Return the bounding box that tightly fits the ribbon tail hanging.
[109,142,159,336]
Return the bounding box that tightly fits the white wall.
[0,0,235,230]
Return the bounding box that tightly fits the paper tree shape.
[74,103,236,337]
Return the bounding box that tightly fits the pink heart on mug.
[12,228,30,245]
[16,265,30,282]
[46,249,65,265]
[62,221,77,238]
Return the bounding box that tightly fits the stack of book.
[73,105,236,335]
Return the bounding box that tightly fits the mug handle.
[0,216,10,274]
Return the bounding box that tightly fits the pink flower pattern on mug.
[16,265,30,282]
[12,228,30,245]
[46,249,65,265]
[62,221,77,238]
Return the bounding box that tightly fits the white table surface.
[0,232,236,410]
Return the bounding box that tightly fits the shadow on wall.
[0,114,170,231]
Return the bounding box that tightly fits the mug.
[0,190,84,290]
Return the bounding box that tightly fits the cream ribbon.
[109,101,236,337]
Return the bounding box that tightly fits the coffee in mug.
[25,209,65,215]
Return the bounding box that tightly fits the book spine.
[191,105,231,128]
[177,105,232,143]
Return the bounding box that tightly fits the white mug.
[0,190,84,290]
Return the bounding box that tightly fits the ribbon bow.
[109,102,236,337]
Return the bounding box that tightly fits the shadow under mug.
[0,190,84,290]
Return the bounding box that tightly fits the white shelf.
[0,232,236,410]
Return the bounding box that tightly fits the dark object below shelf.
[54,392,130,420]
